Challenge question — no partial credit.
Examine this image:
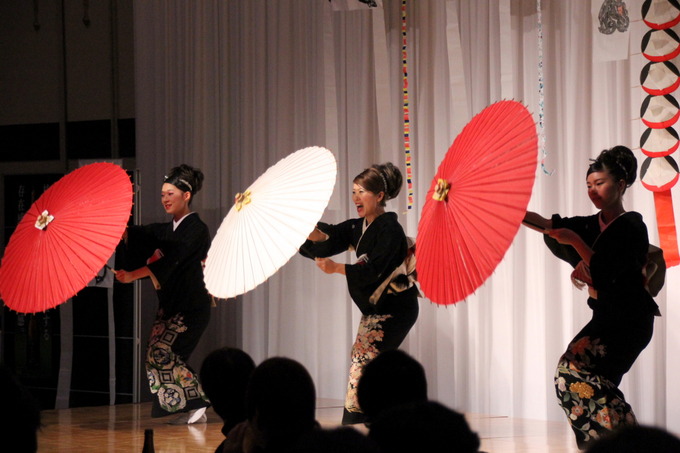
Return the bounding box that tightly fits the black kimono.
[301,212,419,424]
[547,211,658,448]
[127,212,212,417]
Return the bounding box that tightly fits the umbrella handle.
[522,219,546,233]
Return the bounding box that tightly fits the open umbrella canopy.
[204,146,337,299]
[416,100,538,305]
[0,162,133,313]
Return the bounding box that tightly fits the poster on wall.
[592,0,632,62]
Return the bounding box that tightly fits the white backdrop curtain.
[133,0,680,431]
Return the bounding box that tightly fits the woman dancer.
[524,146,659,448]
[301,162,419,425]
[115,164,212,424]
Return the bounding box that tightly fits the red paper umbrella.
[642,0,680,30]
[416,101,538,305]
[0,163,133,313]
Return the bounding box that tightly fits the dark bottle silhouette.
[142,429,155,453]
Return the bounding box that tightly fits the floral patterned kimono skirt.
[555,301,654,448]
[147,310,211,418]
[342,286,419,425]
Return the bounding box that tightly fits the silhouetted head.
[292,427,380,453]
[246,357,317,450]
[199,347,255,433]
[357,349,427,423]
[368,400,480,453]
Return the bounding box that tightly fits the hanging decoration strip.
[402,0,414,209]
[537,0,552,175]
[640,0,680,267]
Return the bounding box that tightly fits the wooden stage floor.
[38,399,581,452]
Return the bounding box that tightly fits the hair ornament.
[379,171,388,198]
[614,157,629,183]
[164,175,193,192]
[178,178,193,192]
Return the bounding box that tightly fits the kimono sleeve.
[299,220,355,259]
[545,214,595,267]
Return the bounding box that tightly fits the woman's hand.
[546,228,579,246]
[315,257,342,275]
[307,227,328,242]
[114,269,134,284]
[570,260,592,290]
[114,266,153,284]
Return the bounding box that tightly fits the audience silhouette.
[356,349,427,424]
[291,426,380,453]
[0,364,41,453]
[368,400,481,453]
[11,319,677,453]
[222,356,318,453]
[210,349,487,453]
[200,347,256,453]
[354,349,481,452]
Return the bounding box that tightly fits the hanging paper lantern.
[641,155,680,191]
[640,0,680,268]
[640,61,680,95]
[641,94,680,128]
[641,28,680,61]
[642,0,680,29]
[640,127,680,156]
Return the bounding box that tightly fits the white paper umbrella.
[204,146,337,299]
